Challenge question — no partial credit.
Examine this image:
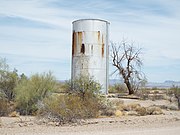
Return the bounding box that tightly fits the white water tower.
[71,19,110,94]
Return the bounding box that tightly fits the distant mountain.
[164,80,180,84]
[109,79,180,88]
[58,79,180,88]
[149,80,180,88]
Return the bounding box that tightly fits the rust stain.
[78,32,82,45]
[72,31,76,56]
[102,43,104,57]
[78,32,83,53]
[102,34,104,57]
[91,45,93,55]
[81,43,85,54]
[98,31,100,43]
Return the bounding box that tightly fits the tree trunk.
[125,79,134,95]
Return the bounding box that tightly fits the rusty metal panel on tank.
[72,19,110,94]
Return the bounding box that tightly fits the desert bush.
[123,103,141,111]
[146,106,163,115]
[170,86,180,109]
[110,99,124,107]
[136,89,167,100]
[0,71,18,101]
[15,72,56,115]
[0,58,19,101]
[39,94,101,123]
[98,98,116,116]
[0,98,9,116]
[38,76,103,124]
[0,118,1,127]
[66,76,101,98]
[135,107,147,116]
[109,83,128,94]
[52,81,67,93]
[115,110,123,117]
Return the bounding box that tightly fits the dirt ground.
[1,99,180,135]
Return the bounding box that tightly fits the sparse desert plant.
[8,111,20,117]
[136,89,167,101]
[53,81,67,93]
[15,72,56,115]
[171,85,180,109]
[99,99,117,116]
[0,98,9,116]
[135,107,147,116]
[0,58,19,101]
[135,89,149,100]
[0,117,2,127]
[66,75,101,98]
[146,106,163,115]
[148,94,165,101]
[109,83,127,94]
[123,103,141,111]
[38,76,103,124]
[115,110,123,117]
[110,99,124,107]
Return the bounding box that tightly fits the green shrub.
[15,72,56,115]
[66,76,101,97]
[38,76,103,124]
[109,83,127,93]
[53,81,67,93]
[0,58,19,101]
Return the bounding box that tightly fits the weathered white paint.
[72,19,110,94]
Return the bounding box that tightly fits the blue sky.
[0,0,180,82]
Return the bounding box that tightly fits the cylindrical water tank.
[71,19,110,94]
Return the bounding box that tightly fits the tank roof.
[72,19,110,24]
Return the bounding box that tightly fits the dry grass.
[38,93,102,124]
[107,99,164,117]
[0,99,9,116]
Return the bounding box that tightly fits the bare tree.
[172,85,180,109]
[111,40,146,95]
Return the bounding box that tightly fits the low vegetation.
[170,85,180,109]
[106,100,164,117]
[38,76,103,124]
[0,57,179,126]
[15,72,56,115]
[0,98,9,116]
[109,83,127,94]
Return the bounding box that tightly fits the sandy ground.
[1,99,180,135]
